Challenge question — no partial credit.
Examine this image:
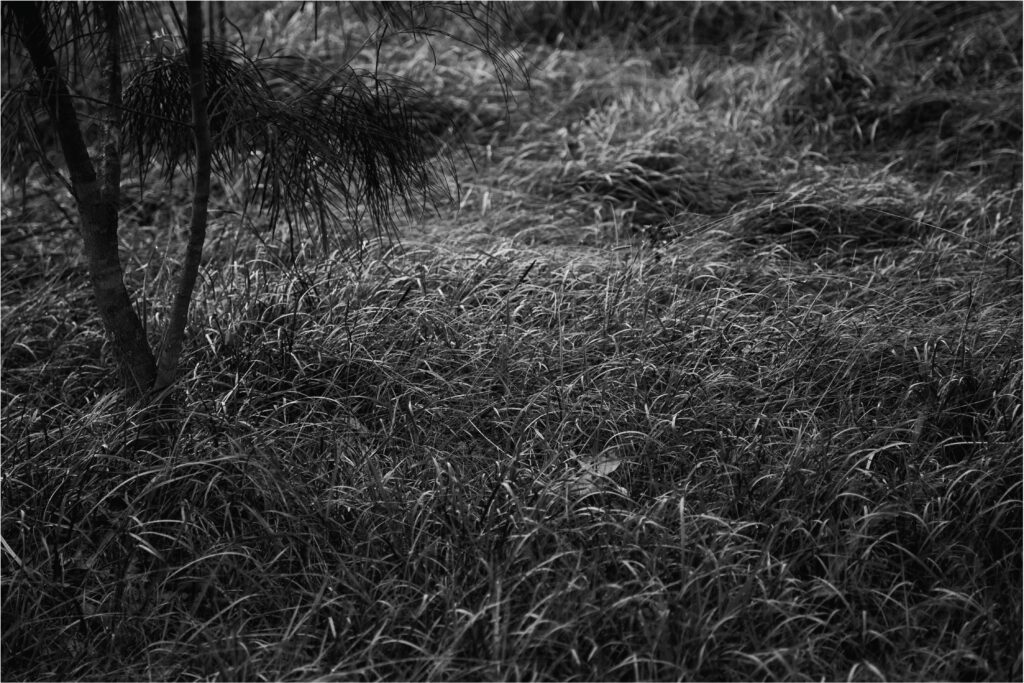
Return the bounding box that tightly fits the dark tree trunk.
[155,0,213,390]
[207,0,226,42]
[11,1,157,397]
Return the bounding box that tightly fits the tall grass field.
[2,2,1021,680]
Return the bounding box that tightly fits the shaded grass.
[2,3,1022,681]
[3,215,1019,679]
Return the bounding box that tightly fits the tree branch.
[11,1,156,396]
[9,1,98,191]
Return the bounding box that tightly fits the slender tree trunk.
[11,1,157,396]
[207,0,226,42]
[155,1,213,390]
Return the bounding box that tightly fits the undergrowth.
[2,2,1021,681]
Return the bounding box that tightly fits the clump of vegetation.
[2,2,1021,681]
[1,0,523,396]
[778,2,1022,180]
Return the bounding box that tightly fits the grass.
[2,2,1022,680]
